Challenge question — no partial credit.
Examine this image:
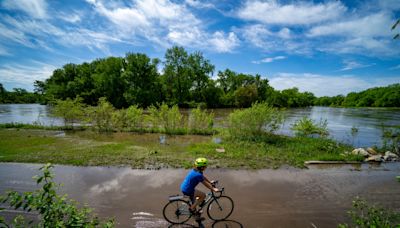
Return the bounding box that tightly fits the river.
[1,104,400,147]
[1,163,400,227]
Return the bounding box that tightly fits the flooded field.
[1,163,400,227]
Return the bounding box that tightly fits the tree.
[122,53,161,107]
[162,46,191,105]
[187,51,215,103]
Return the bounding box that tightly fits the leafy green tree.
[122,53,161,107]
[88,97,115,132]
[92,57,126,109]
[234,84,258,108]
[0,83,6,103]
[187,51,215,103]
[162,46,192,105]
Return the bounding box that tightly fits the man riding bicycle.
[180,158,219,220]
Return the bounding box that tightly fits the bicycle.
[163,181,234,224]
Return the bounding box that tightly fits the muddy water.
[1,163,400,228]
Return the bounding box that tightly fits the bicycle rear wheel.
[207,196,234,221]
[163,199,192,224]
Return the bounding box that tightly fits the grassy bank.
[0,129,360,169]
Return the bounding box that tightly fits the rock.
[365,155,383,162]
[383,151,399,161]
[216,148,225,153]
[366,147,378,155]
[352,148,369,157]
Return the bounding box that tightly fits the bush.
[125,105,144,131]
[146,103,186,134]
[338,197,400,228]
[52,97,85,129]
[291,116,329,137]
[227,102,284,139]
[87,97,115,132]
[0,163,114,227]
[188,106,214,134]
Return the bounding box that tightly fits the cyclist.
[180,158,219,219]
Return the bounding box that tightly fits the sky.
[0,0,399,97]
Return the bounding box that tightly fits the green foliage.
[125,105,144,130]
[338,197,400,228]
[87,97,115,132]
[0,163,114,227]
[188,106,214,134]
[0,84,42,104]
[317,84,400,107]
[52,97,86,129]
[380,127,400,154]
[228,102,284,139]
[147,103,185,134]
[291,117,329,137]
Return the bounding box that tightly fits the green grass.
[0,129,358,169]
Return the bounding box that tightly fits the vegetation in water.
[338,197,400,228]
[0,163,114,227]
[291,116,329,137]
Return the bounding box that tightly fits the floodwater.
[1,163,400,228]
[1,104,400,147]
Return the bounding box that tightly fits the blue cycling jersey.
[180,169,204,196]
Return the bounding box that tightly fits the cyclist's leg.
[191,189,206,210]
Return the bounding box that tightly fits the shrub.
[188,106,214,134]
[291,116,329,137]
[338,197,400,228]
[146,103,185,134]
[125,105,144,131]
[0,163,114,227]
[227,102,284,139]
[87,97,115,132]
[52,97,85,129]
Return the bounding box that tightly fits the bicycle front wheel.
[163,199,192,224]
[207,196,234,221]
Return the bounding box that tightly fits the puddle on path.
[1,163,400,228]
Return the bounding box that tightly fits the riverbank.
[0,129,362,169]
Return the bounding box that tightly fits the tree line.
[1,46,399,108]
[35,46,316,108]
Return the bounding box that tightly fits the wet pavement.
[1,162,400,228]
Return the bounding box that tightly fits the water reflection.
[167,219,243,228]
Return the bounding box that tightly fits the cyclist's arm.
[202,177,218,192]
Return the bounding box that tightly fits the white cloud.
[87,0,239,52]
[185,0,214,9]
[209,31,239,53]
[307,13,393,38]
[340,60,375,71]
[2,0,48,19]
[0,62,56,88]
[240,24,310,54]
[269,73,400,97]
[237,0,346,25]
[390,64,400,70]
[253,56,286,64]
[58,11,82,23]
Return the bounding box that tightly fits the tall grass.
[147,103,186,134]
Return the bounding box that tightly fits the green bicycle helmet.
[194,157,208,167]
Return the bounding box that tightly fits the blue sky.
[0,0,399,97]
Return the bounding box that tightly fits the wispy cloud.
[2,0,48,19]
[0,62,56,89]
[253,56,286,64]
[269,73,400,97]
[86,0,239,52]
[237,0,346,25]
[390,64,400,70]
[339,60,375,71]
